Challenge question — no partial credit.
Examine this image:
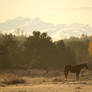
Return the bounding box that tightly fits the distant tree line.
[0,31,92,70]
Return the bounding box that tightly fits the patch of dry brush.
[0,73,26,85]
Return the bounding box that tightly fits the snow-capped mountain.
[0,16,92,41]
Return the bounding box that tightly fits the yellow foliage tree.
[88,42,92,56]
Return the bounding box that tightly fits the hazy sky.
[0,0,92,25]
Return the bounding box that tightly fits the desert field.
[1,81,92,92]
[0,69,92,92]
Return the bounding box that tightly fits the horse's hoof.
[64,79,67,81]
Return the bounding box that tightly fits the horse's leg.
[64,73,67,80]
[76,72,79,80]
[64,71,69,81]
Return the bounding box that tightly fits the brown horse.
[64,64,88,80]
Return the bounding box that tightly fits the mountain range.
[0,16,92,41]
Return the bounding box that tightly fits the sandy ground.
[0,70,92,92]
[0,80,92,92]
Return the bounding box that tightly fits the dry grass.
[0,69,92,92]
[0,69,91,86]
[1,82,92,92]
[0,73,26,85]
[0,70,63,86]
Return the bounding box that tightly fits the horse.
[64,63,88,80]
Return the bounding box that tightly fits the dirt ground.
[0,80,92,92]
[0,70,92,92]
